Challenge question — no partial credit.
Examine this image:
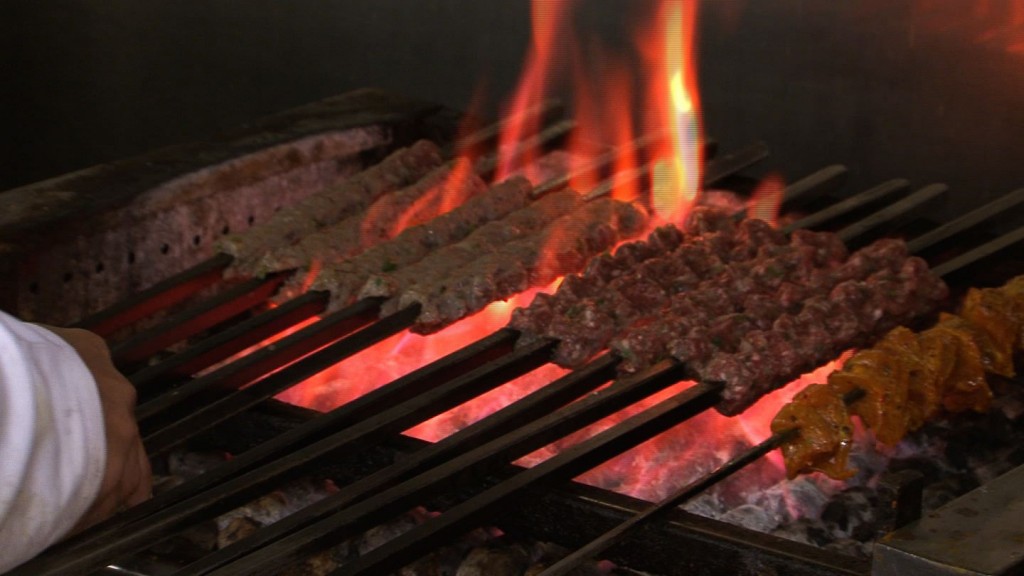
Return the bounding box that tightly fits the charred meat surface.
[219,140,443,274]
[398,197,650,333]
[361,186,585,309]
[241,159,488,278]
[303,176,539,308]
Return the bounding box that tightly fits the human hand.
[41,326,152,531]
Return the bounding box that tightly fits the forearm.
[0,310,107,572]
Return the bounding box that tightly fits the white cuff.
[0,311,107,572]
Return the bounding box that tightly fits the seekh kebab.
[218,140,444,275]
[236,158,488,278]
[510,207,949,415]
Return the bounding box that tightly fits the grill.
[4,88,1024,576]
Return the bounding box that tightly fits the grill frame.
[5,89,1024,576]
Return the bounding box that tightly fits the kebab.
[773,275,1024,480]
[235,158,488,278]
[357,185,589,308]
[278,175,537,307]
[509,201,947,414]
[218,140,443,274]
[390,197,650,333]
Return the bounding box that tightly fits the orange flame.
[914,0,1024,56]
[378,155,479,239]
[642,0,703,224]
[267,1,837,515]
[496,1,702,224]
[748,173,787,227]
[494,0,576,181]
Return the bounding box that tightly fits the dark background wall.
[3,0,1023,212]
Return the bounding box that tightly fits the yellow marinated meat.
[875,327,942,430]
[957,290,1019,377]
[771,384,855,480]
[993,278,1024,349]
[829,349,909,446]
[922,321,992,413]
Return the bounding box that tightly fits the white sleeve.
[0,311,107,573]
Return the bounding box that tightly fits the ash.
[688,379,1024,560]
[142,451,633,576]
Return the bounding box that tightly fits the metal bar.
[184,354,619,575]
[539,430,795,576]
[335,379,723,576]
[727,164,850,225]
[534,389,865,575]
[584,140,771,201]
[836,183,947,245]
[111,274,285,367]
[783,178,910,233]
[532,131,668,198]
[15,330,537,576]
[702,141,771,188]
[73,253,233,336]
[873,464,1024,576]
[128,291,328,392]
[472,118,576,176]
[207,359,690,576]
[134,296,380,424]
[906,187,1024,253]
[27,330,519,575]
[931,223,1024,278]
[449,99,564,157]
[142,303,421,455]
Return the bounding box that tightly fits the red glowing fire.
[268,0,848,512]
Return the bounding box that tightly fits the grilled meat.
[771,384,855,480]
[360,187,585,310]
[773,276,1024,479]
[241,160,487,278]
[395,198,650,333]
[302,176,539,308]
[219,140,443,274]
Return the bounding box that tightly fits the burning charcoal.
[220,140,443,271]
[819,487,879,540]
[455,545,530,576]
[682,492,727,519]
[720,504,776,533]
[357,514,423,556]
[217,516,261,549]
[166,449,229,479]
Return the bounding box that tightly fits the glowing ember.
[514,355,849,504]
[275,283,561,420]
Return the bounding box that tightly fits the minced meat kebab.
[218,140,443,275]
[510,206,949,415]
[236,158,488,278]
